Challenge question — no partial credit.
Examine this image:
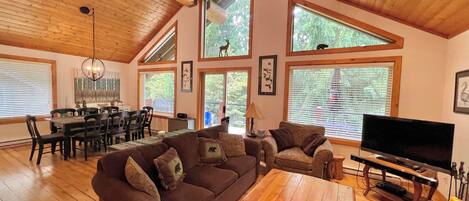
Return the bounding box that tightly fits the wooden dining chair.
[142,106,154,136]
[72,114,107,161]
[125,111,139,141]
[101,106,119,114]
[76,107,100,116]
[50,108,76,133]
[137,110,148,139]
[107,112,127,144]
[26,115,64,165]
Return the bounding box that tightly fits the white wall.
[0,44,130,144]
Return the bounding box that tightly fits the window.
[0,56,56,121]
[199,0,253,60]
[139,22,177,65]
[139,69,176,116]
[286,57,401,141]
[287,1,403,55]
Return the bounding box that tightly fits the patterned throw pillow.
[219,132,246,157]
[125,157,161,200]
[199,137,227,164]
[154,148,185,191]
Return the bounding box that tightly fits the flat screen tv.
[361,114,455,173]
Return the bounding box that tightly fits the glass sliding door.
[201,69,249,134]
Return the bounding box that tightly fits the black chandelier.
[80,6,105,82]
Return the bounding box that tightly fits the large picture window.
[199,0,253,60]
[286,57,401,142]
[139,68,176,116]
[0,55,56,122]
[287,0,403,56]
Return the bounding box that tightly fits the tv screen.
[361,114,454,173]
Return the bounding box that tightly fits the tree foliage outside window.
[203,0,251,58]
[143,72,175,115]
[292,5,390,52]
[288,65,393,141]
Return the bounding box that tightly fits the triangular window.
[288,2,403,55]
[140,23,177,64]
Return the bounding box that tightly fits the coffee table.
[241,169,355,201]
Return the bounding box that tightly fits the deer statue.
[219,39,230,57]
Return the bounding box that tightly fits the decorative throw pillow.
[199,137,227,164]
[154,148,185,191]
[125,157,161,200]
[219,132,246,157]
[269,128,295,152]
[303,136,327,156]
[301,133,322,149]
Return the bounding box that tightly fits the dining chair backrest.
[126,111,138,128]
[26,115,42,140]
[109,112,125,132]
[138,110,148,127]
[77,107,100,116]
[102,106,119,114]
[83,114,103,137]
[142,106,154,125]
[50,108,76,133]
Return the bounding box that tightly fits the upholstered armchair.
[262,121,334,179]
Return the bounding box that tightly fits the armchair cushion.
[302,135,328,156]
[269,128,295,152]
[279,121,325,147]
[275,147,313,171]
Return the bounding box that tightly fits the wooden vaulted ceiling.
[338,0,469,39]
[0,0,182,63]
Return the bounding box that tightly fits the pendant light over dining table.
[80,6,105,81]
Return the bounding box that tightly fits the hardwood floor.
[0,145,447,201]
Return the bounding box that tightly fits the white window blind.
[0,58,53,118]
[287,63,394,141]
[141,71,175,115]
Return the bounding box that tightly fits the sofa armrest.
[311,140,334,179]
[261,136,278,172]
[92,172,154,201]
[244,138,262,174]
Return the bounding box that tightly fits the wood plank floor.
[0,145,446,201]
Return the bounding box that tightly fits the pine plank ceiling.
[0,0,182,63]
[338,0,469,39]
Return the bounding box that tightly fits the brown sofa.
[92,125,261,201]
[262,121,333,179]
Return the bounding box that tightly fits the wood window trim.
[137,67,178,118]
[138,21,178,66]
[283,56,402,144]
[196,67,252,130]
[197,0,254,62]
[0,54,57,125]
[286,0,404,57]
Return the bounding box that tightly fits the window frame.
[284,56,402,147]
[0,54,57,125]
[138,21,178,66]
[137,67,177,118]
[286,0,404,56]
[197,0,254,62]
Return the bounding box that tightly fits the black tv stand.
[375,155,426,173]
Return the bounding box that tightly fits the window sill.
[327,137,361,148]
[198,55,251,62]
[0,115,49,125]
[153,113,175,119]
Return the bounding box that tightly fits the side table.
[329,154,346,180]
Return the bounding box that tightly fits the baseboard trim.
[0,138,30,148]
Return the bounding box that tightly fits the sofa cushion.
[163,132,200,170]
[196,125,227,139]
[136,143,169,183]
[199,137,227,164]
[217,155,256,177]
[184,166,237,195]
[275,147,313,171]
[269,128,295,152]
[99,148,151,182]
[160,182,215,201]
[279,121,325,147]
[219,133,246,157]
[154,148,185,191]
[125,157,161,200]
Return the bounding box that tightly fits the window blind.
[287,63,394,141]
[0,58,53,118]
[141,71,175,115]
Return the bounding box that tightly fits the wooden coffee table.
[241,169,355,201]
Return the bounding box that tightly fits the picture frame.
[258,55,277,96]
[454,69,469,114]
[181,61,193,92]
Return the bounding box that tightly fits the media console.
[351,154,439,201]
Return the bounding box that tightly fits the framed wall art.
[454,69,469,114]
[181,61,193,92]
[258,55,277,96]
